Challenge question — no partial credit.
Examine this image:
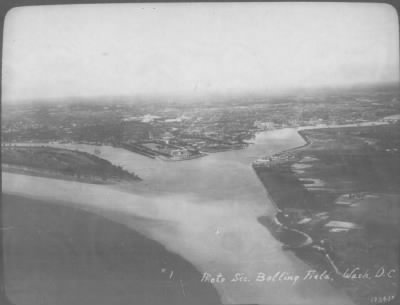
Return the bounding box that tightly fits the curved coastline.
[2,128,355,305]
[2,193,221,305]
[253,127,350,280]
[269,128,311,157]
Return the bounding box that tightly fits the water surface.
[3,128,353,304]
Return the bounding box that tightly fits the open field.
[254,123,400,305]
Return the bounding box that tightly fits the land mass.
[1,146,141,183]
[2,84,400,304]
[2,193,220,305]
[3,84,399,160]
[253,122,400,305]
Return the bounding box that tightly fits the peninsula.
[1,145,141,183]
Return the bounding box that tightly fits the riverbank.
[2,164,120,184]
[158,152,208,161]
[253,123,400,305]
[258,212,313,250]
[2,193,221,305]
[2,127,357,305]
[1,145,141,183]
[3,170,354,305]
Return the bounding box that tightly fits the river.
[3,128,354,305]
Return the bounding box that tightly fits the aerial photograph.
[1,3,399,305]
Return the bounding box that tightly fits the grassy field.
[2,194,221,305]
[254,123,400,305]
[1,146,140,183]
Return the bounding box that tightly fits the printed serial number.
[370,295,395,304]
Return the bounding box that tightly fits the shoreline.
[253,125,339,255]
[253,122,400,305]
[4,141,250,162]
[2,126,361,305]
[1,164,126,185]
[253,127,342,275]
[1,145,141,182]
[2,193,221,305]
[2,174,355,304]
[157,152,208,162]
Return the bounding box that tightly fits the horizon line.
[2,81,400,106]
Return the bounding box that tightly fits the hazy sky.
[2,3,399,103]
